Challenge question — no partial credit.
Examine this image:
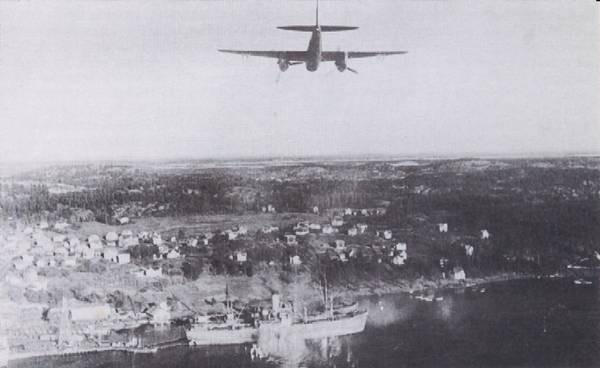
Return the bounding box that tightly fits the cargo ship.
[186,291,367,346]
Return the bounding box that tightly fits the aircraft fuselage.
[305,28,322,71]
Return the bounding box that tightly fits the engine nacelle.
[278,58,289,72]
[335,52,348,72]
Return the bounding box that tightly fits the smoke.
[363,295,418,327]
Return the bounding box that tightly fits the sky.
[0,0,598,163]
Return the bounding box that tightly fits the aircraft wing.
[219,50,309,62]
[322,51,407,61]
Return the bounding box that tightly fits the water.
[11,279,600,368]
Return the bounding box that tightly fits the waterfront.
[10,278,600,368]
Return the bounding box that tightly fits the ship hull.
[186,326,257,346]
[259,311,368,341]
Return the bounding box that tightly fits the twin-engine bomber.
[219,0,407,73]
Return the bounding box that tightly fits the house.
[116,252,131,264]
[392,254,406,266]
[338,253,348,262]
[312,206,319,214]
[322,225,335,234]
[344,208,353,216]
[67,237,81,250]
[88,235,103,251]
[35,257,55,268]
[289,255,302,265]
[308,223,321,231]
[331,216,344,227]
[69,304,112,322]
[267,204,276,213]
[80,247,95,260]
[481,229,490,239]
[152,234,163,246]
[166,249,180,259]
[138,266,162,278]
[62,257,77,267]
[438,223,449,233]
[347,227,358,237]
[105,232,119,243]
[103,247,119,262]
[453,266,466,281]
[382,230,393,240]
[33,234,53,253]
[295,227,309,236]
[118,231,138,247]
[150,302,171,325]
[53,222,69,232]
[334,239,346,252]
[262,226,280,234]
[285,234,298,245]
[464,244,474,257]
[234,251,248,263]
[38,221,49,230]
[357,223,368,234]
[118,217,130,225]
[23,226,34,235]
[395,242,407,252]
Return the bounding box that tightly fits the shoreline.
[7,272,548,364]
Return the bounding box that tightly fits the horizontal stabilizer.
[321,25,358,32]
[278,25,358,32]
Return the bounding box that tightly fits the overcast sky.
[0,0,598,163]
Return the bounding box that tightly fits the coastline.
[7,272,545,365]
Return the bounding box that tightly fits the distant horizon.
[1,150,599,167]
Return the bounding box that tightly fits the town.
[0,156,599,360]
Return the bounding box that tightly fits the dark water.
[12,279,600,368]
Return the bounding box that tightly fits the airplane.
[218,0,407,73]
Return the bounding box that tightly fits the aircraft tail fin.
[277,25,358,32]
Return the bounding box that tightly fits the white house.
[53,222,69,232]
[383,230,393,240]
[481,229,490,239]
[331,216,344,227]
[453,266,466,281]
[438,223,449,233]
[289,255,302,265]
[105,232,119,243]
[347,227,358,237]
[62,257,77,267]
[395,243,407,252]
[166,249,180,259]
[312,206,319,214]
[285,234,298,245]
[357,223,368,234]
[308,223,321,231]
[392,254,406,266]
[150,302,171,325]
[103,247,119,262]
[344,208,353,216]
[295,227,309,236]
[70,304,112,322]
[235,251,248,263]
[118,217,130,225]
[139,266,162,278]
[334,239,346,252]
[322,225,335,234]
[116,253,131,264]
[464,244,474,257]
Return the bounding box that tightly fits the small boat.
[573,279,593,285]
